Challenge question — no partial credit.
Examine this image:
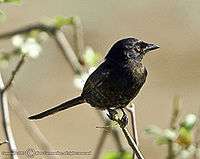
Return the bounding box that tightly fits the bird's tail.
[28,96,85,120]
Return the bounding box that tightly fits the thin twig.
[121,127,144,159]
[2,54,26,93]
[97,111,124,150]
[112,128,125,153]
[111,114,144,159]
[0,24,56,40]
[126,103,139,159]
[0,140,8,146]
[92,125,109,159]
[0,51,59,158]
[170,96,180,129]
[72,16,85,64]
[53,30,84,74]
[0,74,19,159]
[167,96,180,159]
[0,23,84,75]
[11,97,59,159]
[92,111,125,159]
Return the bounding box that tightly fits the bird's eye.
[134,45,141,52]
[125,43,133,49]
[127,51,134,58]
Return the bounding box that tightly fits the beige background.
[0,0,200,158]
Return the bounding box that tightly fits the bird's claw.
[107,109,118,121]
[107,108,128,128]
[119,113,128,128]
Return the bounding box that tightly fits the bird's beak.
[144,43,160,53]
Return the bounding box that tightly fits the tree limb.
[2,54,26,93]
[110,113,144,159]
[126,103,139,159]
[72,16,85,64]
[0,74,19,159]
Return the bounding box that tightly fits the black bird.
[29,37,159,121]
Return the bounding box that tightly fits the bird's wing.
[82,61,111,95]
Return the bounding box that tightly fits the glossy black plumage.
[29,37,159,120]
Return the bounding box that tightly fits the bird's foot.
[107,108,128,128]
[107,109,118,121]
[119,108,128,128]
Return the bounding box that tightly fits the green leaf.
[102,151,132,159]
[54,16,73,29]
[176,127,192,147]
[3,0,21,4]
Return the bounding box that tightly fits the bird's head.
[105,37,159,63]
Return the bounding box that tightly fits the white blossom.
[21,38,42,58]
[163,129,177,141]
[185,114,197,126]
[12,35,24,47]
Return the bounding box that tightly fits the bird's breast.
[82,61,147,109]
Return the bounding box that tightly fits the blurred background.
[0,0,200,158]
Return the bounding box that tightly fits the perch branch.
[92,111,125,159]
[111,114,144,159]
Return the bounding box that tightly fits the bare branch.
[0,24,56,40]
[112,128,125,153]
[92,111,124,159]
[110,113,144,159]
[0,140,8,146]
[2,54,26,93]
[126,103,139,159]
[0,49,59,158]
[92,125,109,159]
[121,126,144,159]
[170,96,180,129]
[0,23,84,74]
[72,16,85,64]
[53,30,84,74]
[11,97,59,159]
[167,96,180,159]
[0,74,19,159]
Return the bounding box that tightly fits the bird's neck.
[107,58,144,70]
